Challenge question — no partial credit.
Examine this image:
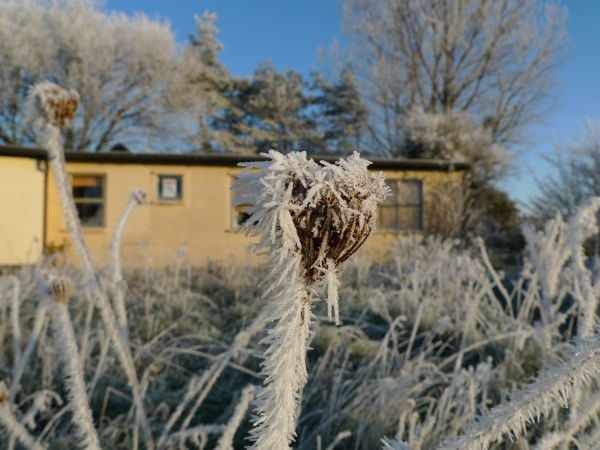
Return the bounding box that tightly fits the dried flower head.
[51,277,72,304]
[130,188,147,205]
[237,151,389,283]
[26,80,79,128]
[0,381,7,403]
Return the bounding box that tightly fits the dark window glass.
[234,204,252,227]
[158,175,183,201]
[377,179,423,231]
[74,203,104,227]
[71,174,105,227]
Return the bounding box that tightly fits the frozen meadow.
[1,203,600,449]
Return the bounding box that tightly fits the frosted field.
[2,202,599,449]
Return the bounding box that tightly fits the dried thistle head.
[0,381,7,403]
[237,151,390,284]
[26,80,79,128]
[51,277,72,304]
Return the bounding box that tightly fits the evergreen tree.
[176,11,237,152]
[311,66,367,154]
[244,62,317,153]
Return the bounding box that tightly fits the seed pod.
[0,381,8,403]
[131,188,147,205]
[26,80,79,128]
[51,278,72,304]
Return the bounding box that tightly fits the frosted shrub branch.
[25,81,154,449]
[235,151,388,449]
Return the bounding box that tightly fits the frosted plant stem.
[157,309,268,449]
[404,303,423,363]
[381,437,410,450]
[439,333,600,450]
[49,282,101,450]
[0,381,46,450]
[8,276,22,376]
[109,189,145,342]
[165,425,225,447]
[477,238,514,317]
[249,259,313,450]
[79,298,95,369]
[9,303,48,402]
[215,385,256,450]
[324,430,352,450]
[235,151,388,449]
[43,124,154,450]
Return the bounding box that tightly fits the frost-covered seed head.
[131,188,147,205]
[26,81,79,128]
[51,278,72,304]
[237,151,390,284]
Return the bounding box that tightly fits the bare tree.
[0,0,177,151]
[531,120,600,221]
[343,0,566,158]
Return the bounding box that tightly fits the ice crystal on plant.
[235,150,388,449]
[236,150,389,318]
[25,80,79,129]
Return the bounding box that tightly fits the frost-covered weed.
[235,150,389,449]
[1,198,599,449]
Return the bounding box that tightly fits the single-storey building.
[0,144,469,267]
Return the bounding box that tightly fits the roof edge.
[0,144,470,171]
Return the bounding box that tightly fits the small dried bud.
[51,278,72,304]
[148,364,160,377]
[131,189,147,205]
[0,381,8,403]
[26,81,79,128]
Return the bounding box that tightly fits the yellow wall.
[45,162,466,267]
[46,163,259,267]
[0,156,45,265]
[362,169,465,260]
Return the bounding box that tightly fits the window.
[232,204,252,228]
[71,174,105,227]
[377,179,423,231]
[230,176,253,229]
[157,175,183,201]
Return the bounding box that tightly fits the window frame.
[70,173,106,228]
[377,178,424,232]
[229,175,252,230]
[157,174,184,202]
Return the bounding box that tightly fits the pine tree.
[177,11,235,152]
[311,66,367,155]
[244,62,317,153]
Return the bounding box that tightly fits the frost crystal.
[25,80,79,129]
[236,150,389,321]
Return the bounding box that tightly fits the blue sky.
[104,0,600,208]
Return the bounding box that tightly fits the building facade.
[0,145,468,267]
